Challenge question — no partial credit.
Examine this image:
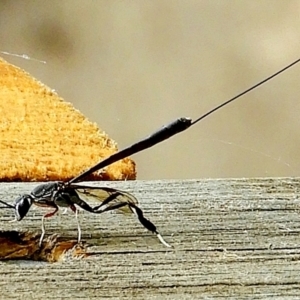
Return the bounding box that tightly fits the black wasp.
[0,118,192,247]
[1,58,300,247]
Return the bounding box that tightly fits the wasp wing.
[69,184,171,247]
[70,185,138,215]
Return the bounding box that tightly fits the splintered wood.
[0,231,87,262]
[0,178,300,299]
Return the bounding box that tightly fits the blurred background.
[1,0,300,180]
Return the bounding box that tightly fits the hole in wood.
[0,231,88,262]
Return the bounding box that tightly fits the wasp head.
[14,194,33,221]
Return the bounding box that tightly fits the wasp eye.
[15,194,33,221]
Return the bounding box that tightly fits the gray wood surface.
[0,178,300,299]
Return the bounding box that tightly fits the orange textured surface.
[0,57,136,181]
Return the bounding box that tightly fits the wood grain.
[0,178,300,299]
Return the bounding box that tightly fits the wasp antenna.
[0,200,15,209]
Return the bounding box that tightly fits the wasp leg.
[93,202,127,214]
[39,206,59,247]
[128,203,172,248]
[92,192,122,211]
[69,205,81,243]
[93,202,171,248]
[66,191,94,213]
[61,208,69,215]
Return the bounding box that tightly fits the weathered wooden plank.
[0,178,300,299]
